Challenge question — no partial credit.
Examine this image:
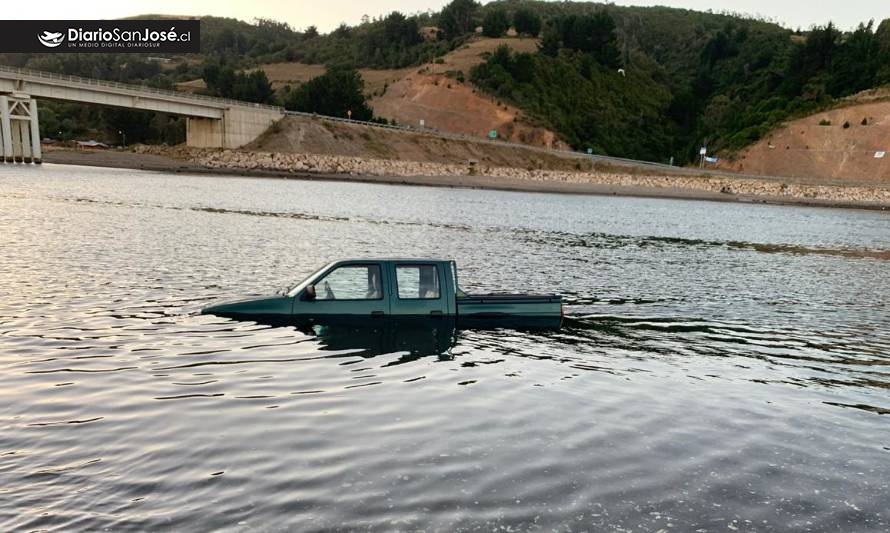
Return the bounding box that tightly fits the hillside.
[718,94,890,181]
[252,36,564,147]
[368,37,563,147]
[246,114,577,169]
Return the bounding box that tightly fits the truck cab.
[291,259,456,318]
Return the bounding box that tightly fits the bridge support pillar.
[29,99,42,163]
[186,107,284,149]
[186,117,223,148]
[10,114,22,162]
[0,95,12,162]
[19,120,33,163]
[0,94,41,164]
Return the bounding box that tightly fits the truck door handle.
[370,311,385,317]
[429,310,443,317]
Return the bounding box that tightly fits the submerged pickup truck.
[201,258,563,323]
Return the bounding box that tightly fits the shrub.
[284,68,374,120]
[819,119,832,126]
[482,8,509,38]
[513,8,542,37]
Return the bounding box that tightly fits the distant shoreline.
[40,148,890,211]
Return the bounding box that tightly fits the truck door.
[391,263,447,317]
[301,263,390,318]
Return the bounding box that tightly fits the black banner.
[0,20,200,53]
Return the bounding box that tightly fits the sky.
[9,0,890,33]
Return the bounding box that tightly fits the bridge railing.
[0,65,284,112]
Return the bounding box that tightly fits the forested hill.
[2,2,888,164]
[467,2,890,162]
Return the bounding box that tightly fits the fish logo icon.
[38,31,64,48]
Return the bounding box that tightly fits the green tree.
[232,70,274,103]
[877,18,890,51]
[383,12,421,46]
[284,68,374,120]
[38,106,60,138]
[513,8,542,37]
[558,12,621,68]
[360,12,423,68]
[538,24,560,57]
[203,63,236,96]
[876,19,890,83]
[482,8,509,38]
[203,64,273,103]
[828,21,880,96]
[782,23,840,97]
[439,0,479,40]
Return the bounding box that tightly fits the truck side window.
[396,265,440,300]
[314,265,383,300]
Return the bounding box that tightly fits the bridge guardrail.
[0,65,285,112]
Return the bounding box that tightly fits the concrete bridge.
[0,65,284,163]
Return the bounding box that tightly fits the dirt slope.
[246,114,584,171]
[369,71,564,148]
[719,96,890,182]
[421,36,540,74]
[367,37,565,148]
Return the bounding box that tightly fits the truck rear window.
[396,265,440,300]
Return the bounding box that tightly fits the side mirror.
[303,285,317,301]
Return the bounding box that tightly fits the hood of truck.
[201,295,293,317]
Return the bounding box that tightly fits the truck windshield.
[285,263,332,297]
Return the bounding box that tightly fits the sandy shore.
[41,147,890,210]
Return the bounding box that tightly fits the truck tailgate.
[457,294,562,317]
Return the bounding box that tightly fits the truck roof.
[333,258,452,263]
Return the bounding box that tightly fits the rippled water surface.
[2,164,890,532]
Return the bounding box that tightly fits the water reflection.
[249,316,563,361]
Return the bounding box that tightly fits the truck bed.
[457,293,562,318]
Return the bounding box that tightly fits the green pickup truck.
[201,258,563,324]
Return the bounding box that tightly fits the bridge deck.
[0,65,284,119]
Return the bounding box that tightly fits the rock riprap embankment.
[134,145,890,205]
